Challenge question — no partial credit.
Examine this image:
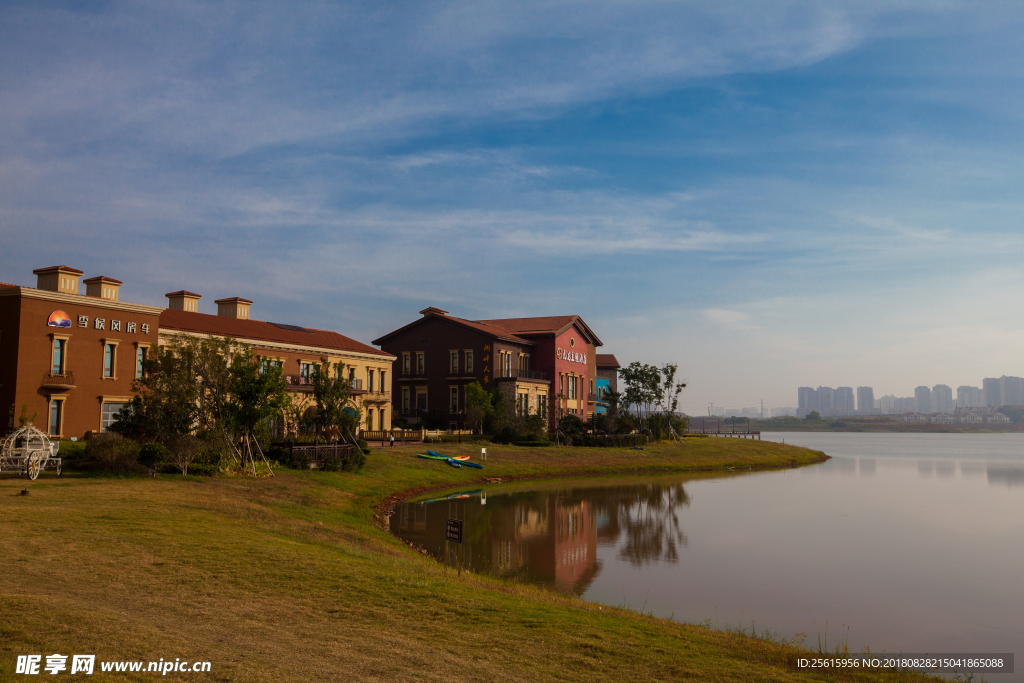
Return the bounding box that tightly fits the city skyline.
[3,3,1024,415]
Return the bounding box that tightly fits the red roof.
[0,282,17,289]
[478,315,603,346]
[215,297,253,304]
[83,275,123,285]
[371,309,535,346]
[165,290,202,298]
[596,353,620,368]
[159,309,392,358]
[32,265,84,275]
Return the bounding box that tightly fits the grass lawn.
[0,439,938,682]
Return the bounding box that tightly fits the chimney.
[419,306,449,317]
[83,276,123,301]
[215,297,252,319]
[33,265,84,294]
[166,290,202,313]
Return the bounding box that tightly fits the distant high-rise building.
[895,396,916,413]
[817,386,835,416]
[932,385,953,414]
[797,387,816,417]
[1001,376,1024,406]
[956,386,983,408]
[914,386,932,414]
[878,395,896,414]
[834,387,855,416]
[856,387,875,415]
[771,407,797,417]
[983,377,1002,407]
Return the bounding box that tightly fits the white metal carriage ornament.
[1,423,62,480]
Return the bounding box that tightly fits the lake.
[390,433,1024,680]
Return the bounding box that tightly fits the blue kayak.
[452,458,483,469]
[446,458,461,468]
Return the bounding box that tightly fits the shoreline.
[2,440,943,682]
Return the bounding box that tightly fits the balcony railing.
[587,393,597,402]
[284,375,365,391]
[495,368,550,381]
[361,391,391,402]
[42,371,75,389]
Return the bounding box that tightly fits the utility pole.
[761,399,763,420]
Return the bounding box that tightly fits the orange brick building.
[1,266,393,439]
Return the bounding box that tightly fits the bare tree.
[167,434,204,476]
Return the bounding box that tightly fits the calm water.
[390,433,1024,680]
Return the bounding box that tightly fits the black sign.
[446,518,463,543]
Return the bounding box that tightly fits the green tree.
[464,381,492,433]
[657,363,688,441]
[805,411,822,422]
[311,357,356,444]
[113,344,201,442]
[225,348,290,473]
[619,362,661,431]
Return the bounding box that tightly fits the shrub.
[356,439,368,449]
[185,463,219,476]
[320,452,342,472]
[557,414,586,436]
[289,449,312,470]
[138,443,170,469]
[87,432,142,474]
[512,440,552,447]
[343,447,366,472]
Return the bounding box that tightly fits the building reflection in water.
[390,480,691,595]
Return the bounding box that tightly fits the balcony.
[495,368,550,381]
[361,391,391,402]
[587,393,598,402]
[284,376,365,392]
[42,371,75,390]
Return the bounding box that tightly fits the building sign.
[47,310,72,328]
[70,314,150,335]
[446,518,463,543]
[556,348,587,365]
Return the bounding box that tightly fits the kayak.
[416,453,447,460]
[446,458,461,468]
[428,449,470,461]
[452,458,483,469]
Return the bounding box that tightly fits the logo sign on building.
[47,310,72,328]
[446,518,463,543]
[556,347,587,364]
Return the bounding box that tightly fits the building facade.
[1,265,393,439]
[595,354,620,414]
[372,308,605,429]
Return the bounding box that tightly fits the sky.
[3,1,1024,414]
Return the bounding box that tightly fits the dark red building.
[371,307,604,429]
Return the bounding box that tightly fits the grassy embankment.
[0,439,939,682]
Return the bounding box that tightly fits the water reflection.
[390,480,691,594]
[987,465,1024,487]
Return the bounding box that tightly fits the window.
[366,408,374,430]
[368,369,375,391]
[538,394,548,418]
[101,402,127,432]
[517,392,529,415]
[465,350,473,373]
[136,347,146,379]
[104,343,116,378]
[505,353,512,377]
[559,374,564,396]
[300,362,311,382]
[402,353,410,374]
[49,399,63,437]
[402,388,410,413]
[417,352,425,374]
[450,351,458,374]
[568,375,576,400]
[450,387,458,412]
[52,338,65,374]
[379,409,386,430]
[416,392,427,411]
[379,370,386,392]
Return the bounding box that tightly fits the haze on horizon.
[2,1,1024,415]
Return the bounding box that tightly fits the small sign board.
[446,518,463,543]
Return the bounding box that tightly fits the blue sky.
[3,1,1024,413]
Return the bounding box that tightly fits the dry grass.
[0,439,937,682]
